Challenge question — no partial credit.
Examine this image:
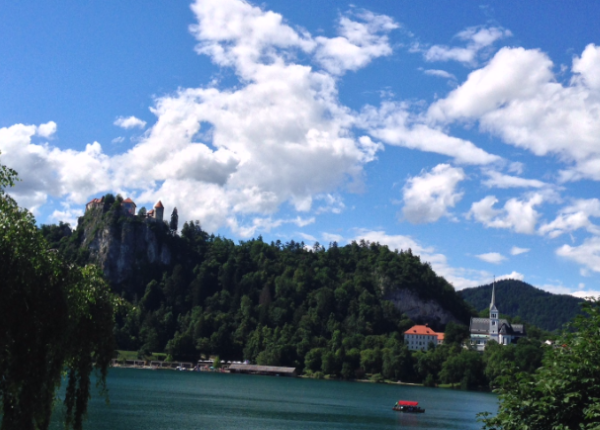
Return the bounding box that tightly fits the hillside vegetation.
[41,196,478,381]
[459,279,583,332]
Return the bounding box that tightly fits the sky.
[2,0,600,297]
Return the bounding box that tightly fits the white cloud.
[429,45,600,182]
[423,69,456,80]
[468,193,544,234]
[482,170,547,189]
[0,123,112,211]
[359,102,500,165]
[112,136,125,144]
[322,232,344,243]
[557,236,600,274]
[476,252,506,264]
[571,290,600,300]
[1,0,400,234]
[423,26,511,66]
[297,232,317,242]
[315,193,346,214]
[50,202,83,228]
[37,121,57,138]
[572,43,600,91]
[508,162,524,175]
[402,163,465,223]
[538,282,600,299]
[510,246,530,255]
[314,10,399,75]
[114,116,147,129]
[539,199,600,238]
[227,215,315,238]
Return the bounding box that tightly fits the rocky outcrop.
[384,288,459,326]
[80,208,172,291]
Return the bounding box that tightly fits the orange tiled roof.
[154,200,164,208]
[123,197,136,205]
[86,197,103,205]
[437,333,445,341]
[404,325,437,335]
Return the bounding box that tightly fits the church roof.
[154,200,164,208]
[470,318,525,335]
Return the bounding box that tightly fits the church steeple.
[489,278,499,340]
[490,277,498,312]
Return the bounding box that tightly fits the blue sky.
[2,0,600,296]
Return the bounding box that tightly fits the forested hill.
[40,195,475,375]
[459,279,584,332]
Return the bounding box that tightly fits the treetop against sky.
[1,0,600,295]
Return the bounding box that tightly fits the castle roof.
[86,197,104,206]
[404,325,437,336]
[123,197,136,205]
[154,200,164,208]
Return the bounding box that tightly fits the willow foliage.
[0,156,115,430]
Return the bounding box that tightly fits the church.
[469,282,526,351]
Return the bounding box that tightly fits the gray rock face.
[384,288,459,325]
[83,209,171,289]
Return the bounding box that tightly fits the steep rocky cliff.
[74,204,173,294]
[384,289,459,326]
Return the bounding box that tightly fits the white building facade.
[404,325,443,351]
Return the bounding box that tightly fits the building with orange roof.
[436,332,444,345]
[151,200,164,222]
[85,197,104,211]
[122,197,137,215]
[404,324,443,351]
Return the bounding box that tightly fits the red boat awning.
[398,401,419,406]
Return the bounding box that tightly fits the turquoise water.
[53,368,497,429]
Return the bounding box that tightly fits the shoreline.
[110,363,486,391]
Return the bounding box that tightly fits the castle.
[469,281,526,351]
[85,196,165,221]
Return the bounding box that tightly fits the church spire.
[490,277,498,312]
[489,277,499,340]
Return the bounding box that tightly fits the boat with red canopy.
[392,400,425,413]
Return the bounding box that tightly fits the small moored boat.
[392,400,425,413]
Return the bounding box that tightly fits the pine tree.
[169,207,179,232]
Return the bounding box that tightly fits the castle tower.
[154,200,164,222]
[489,279,499,342]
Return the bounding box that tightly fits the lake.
[51,368,497,430]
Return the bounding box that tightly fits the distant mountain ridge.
[459,279,584,332]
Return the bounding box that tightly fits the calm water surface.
[53,368,497,430]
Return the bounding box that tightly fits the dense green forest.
[459,279,584,332]
[34,195,560,389]
[41,197,473,379]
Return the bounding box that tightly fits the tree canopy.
[0,156,115,430]
[480,299,600,430]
